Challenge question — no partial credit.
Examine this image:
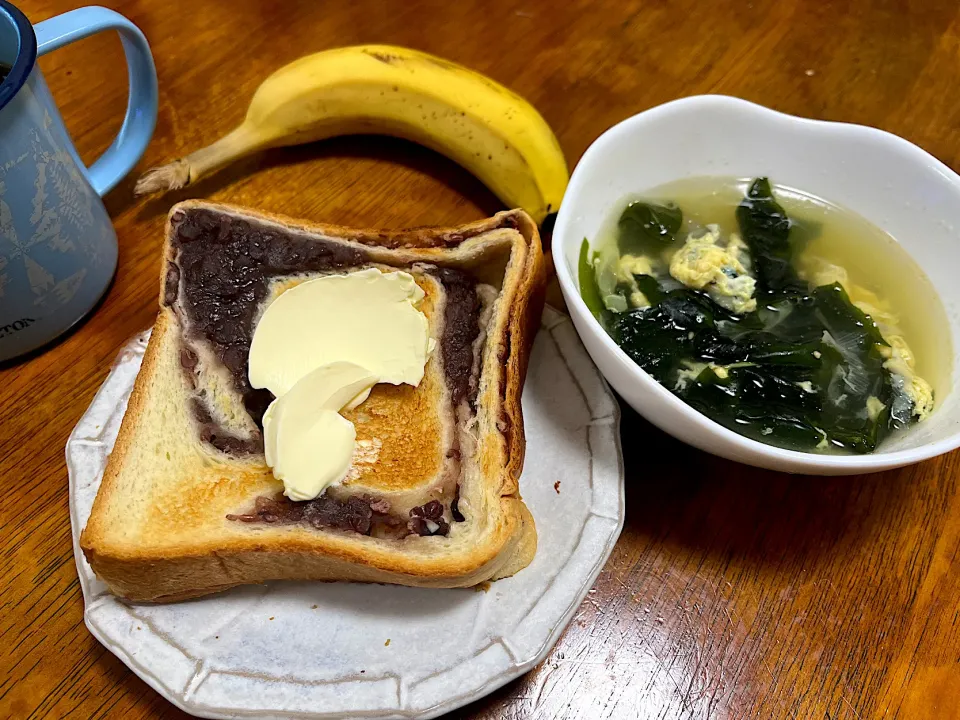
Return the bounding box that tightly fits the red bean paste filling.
[167,208,366,438]
[428,267,481,407]
[165,208,489,537]
[227,495,450,538]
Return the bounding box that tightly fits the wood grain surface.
[3,0,960,718]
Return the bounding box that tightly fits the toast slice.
[80,202,545,602]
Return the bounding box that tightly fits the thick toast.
[80,203,545,602]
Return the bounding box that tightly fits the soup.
[579,176,952,454]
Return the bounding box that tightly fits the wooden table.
[4,0,960,717]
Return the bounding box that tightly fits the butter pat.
[263,362,378,501]
[251,267,434,502]
[249,268,432,397]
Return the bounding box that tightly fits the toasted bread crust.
[80,205,544,602]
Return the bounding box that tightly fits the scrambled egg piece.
[615,254,655,283]
[629,290,651,309]
[612,253,657,309]
[866,395,886,422]
[802,257,849,288]
[880,339,935,421]
[669,227,757,314]
[803,258,904,326]
[674,361,731,390]
[726,231,752,270]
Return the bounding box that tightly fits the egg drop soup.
[578,176,951,454]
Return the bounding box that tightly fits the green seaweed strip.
[578,238,605,318]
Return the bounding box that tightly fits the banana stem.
[134,124,266,196]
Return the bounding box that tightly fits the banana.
[136,45,568,223]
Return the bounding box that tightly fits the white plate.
[67,306,624,719]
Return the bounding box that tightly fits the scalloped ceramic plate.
[67,306,624,719]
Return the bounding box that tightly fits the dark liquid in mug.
[0,63,10,83]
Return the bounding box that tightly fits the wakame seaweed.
[617,201,683,255]
[736,178,806,295]
[578,238,605,319]
[599,178,919,454]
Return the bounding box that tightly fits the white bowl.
[553,95,960,475]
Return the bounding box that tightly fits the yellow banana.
[136,45,568,223]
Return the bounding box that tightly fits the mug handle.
[34,6,158,197]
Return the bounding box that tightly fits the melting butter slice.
[250,268,434,501]
[263,362,378,501]
[249,268,432,397]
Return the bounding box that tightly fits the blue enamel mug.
[0,2,157,362]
